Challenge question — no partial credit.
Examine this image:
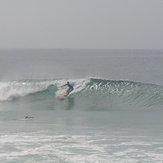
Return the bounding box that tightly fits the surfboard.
[56,90,69,100]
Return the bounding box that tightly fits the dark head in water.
[25,116,34,119]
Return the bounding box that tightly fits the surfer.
[62,81,74,95]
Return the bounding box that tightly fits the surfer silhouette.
[62,81,74,96]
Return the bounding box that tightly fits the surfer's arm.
[61,84,67,88]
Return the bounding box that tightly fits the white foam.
[0,81,48,101]
[0,132,163,163]
[0,79,90,101]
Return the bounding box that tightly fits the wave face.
[0,78,163,110]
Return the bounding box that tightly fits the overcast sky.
[0,0,163,49]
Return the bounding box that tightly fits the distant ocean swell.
[0,78,163,110]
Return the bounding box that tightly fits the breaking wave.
[0,78,163,110]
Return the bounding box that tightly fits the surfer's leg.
[66,88,73,95]
[66,89,70,95]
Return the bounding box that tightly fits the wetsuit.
[67,83,74,94]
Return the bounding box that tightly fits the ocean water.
[0,49,163,163]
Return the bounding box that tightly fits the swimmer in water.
[25,116,34,119]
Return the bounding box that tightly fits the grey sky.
[0,0,163,49]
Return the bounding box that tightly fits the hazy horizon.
[0,0,163,49]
